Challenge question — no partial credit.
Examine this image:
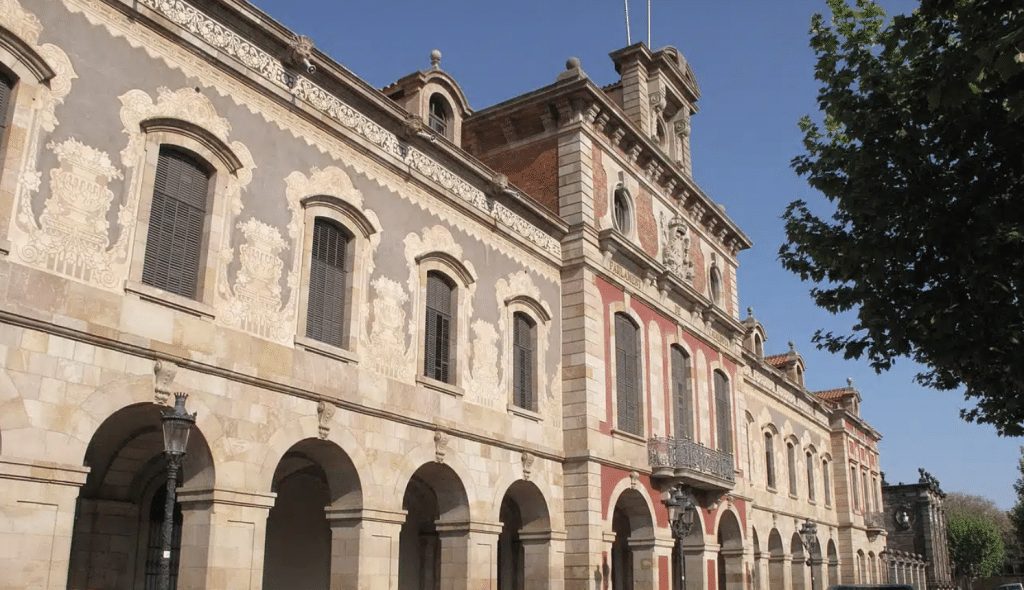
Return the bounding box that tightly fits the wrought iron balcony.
[648,436,735,491]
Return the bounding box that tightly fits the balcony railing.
[648,436,735,485]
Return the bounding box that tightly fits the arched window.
[823,459,832,506]
[428,94,450,138]
[615,313,642,435]
[305,218,351,347]
[713,370,731,453]
[806,451,816,501]
[670,346,692,440]
[512,312,536,410]
[787,442,797,495]
[709,264,723,306]
[141,146,211,299]
[613,187,632,234]
[764,432,776,489]
[424,271,456,383]
[754,334,764,358]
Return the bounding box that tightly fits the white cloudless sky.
[247,0,1022,508]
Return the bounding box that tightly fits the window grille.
[424,272,454,383]
[765,433,776,488]
[615,314,642,435]
[512,312,535,409]
[142,147,209,299]
[613,188,631,233]
[671,346,692,439]
[306,218,349,347]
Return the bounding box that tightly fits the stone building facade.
[0,0,888,589]
[882,471,955,590]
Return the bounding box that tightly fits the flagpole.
[648,0,651,47]
[624,0,631,44]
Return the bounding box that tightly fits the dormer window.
[613,187,632,234]
[428,94,450,138]
[754,335,764,358]
[709,264,723,306]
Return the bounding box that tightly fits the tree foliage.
[947,511,1006,580]
[782,0,1024,434]
[946,492,1018,568]
[1009,447,1024,557]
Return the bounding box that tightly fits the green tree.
[947,511,1005,586]
[1009,447,1024,560]
[946,492,1019,572]
[781,0,1024,434]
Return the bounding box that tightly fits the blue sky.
[247,0,1022,509]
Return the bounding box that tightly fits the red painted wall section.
[637,186,659,257]
[600,464,670,528]
[659,556,669,590]
[707,560,716,590]
[596,275,624,432]
[477,137,559,214]
[733,498,747,531]
[691,238,707,294]
[594,144,608,220]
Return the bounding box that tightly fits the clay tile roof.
[814,388,850,401]
[763,354,788,368]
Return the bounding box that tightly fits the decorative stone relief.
[118,87,255,304]
[218,218,289,341]
[661,212,695,282]
[362,276,413,381]
[62,0,561,281]
[466,319,499,407]
[521,451,535,481]
[153,359,178,404]
[17,139,123,287]
[495,271,552,412]
[316,400,335,440]
[404,226,477,386]
[629,470,639,489]
[0,0,42,44]
[434,430,449,463]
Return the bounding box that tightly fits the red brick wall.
[478,137,559,214]
[691,239,706,294]
[637,187,659,257]
[594,145,608,220]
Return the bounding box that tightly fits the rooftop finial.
[566,57,581,70]
[747,306,753,317]
[847,377,853,387]
[788,341,795,351]
[430,49,442,69]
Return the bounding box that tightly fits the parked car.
[994,583,1024,590]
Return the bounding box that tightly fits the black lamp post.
[799,519,818,590]
[159,392,196,590]
[664,485,697,590]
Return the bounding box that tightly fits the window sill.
[789,493,799,500]
[507,404,543,422]
[808,498,817,506]
[611,428,646,445]
[767,486,777,494]
[125,280,216,319]
[294,335,357,364]
[416,375,464,398]
[0,238,10,255]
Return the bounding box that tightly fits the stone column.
[521,530,568,590]
[345,508,405,590]
[0,457,88,590]
[176,486,276,590]
[435,520,502,590]
[683,542,710,590]
[628,536,658,590]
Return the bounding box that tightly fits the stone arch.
[751,527,763,590]
[263,437,362,590]
[827,538,839,587]
[791,532,807,590]
[388,434,479,511]
[399,461,472,590]
[67,400,216,590]
[489,462,562,531]
[767,528,785,590]
[497,480,553,590]
[716,509,744,589]
[609,487,657,590]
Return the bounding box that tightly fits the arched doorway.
[791,533,807,590]
[262,438,362,590]
[827,539,839,587]
[66,402,215,590]
[610,489,655,590]
[716,510,743,589]
[497,480,551,590]
[399,462,470,590]
[767,529,785,590]
[752,527,763,590]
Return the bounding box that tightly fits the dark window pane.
[306,218,349,347]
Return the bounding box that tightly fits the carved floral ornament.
[660,211,695,282]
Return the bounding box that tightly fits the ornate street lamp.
[799,519,819,590]
[664,485,697,590]
[159,392,196,590]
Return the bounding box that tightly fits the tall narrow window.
[613,187,631,233]
[823,460,832,505]
[764,433,776,489]
[142,147,210,299]
[512,312,535,410]
[428,94,449,137]
[714,370,731,453]
[851,465,860,511]
[863,469,871,512]
[806,451,816,501]
[0,70,13,159]
[306,218,349,347]
[709,265,723,306]
[424,272,455,383]
[615,313,642,435]
[787,442,797,495]
[671,346,692,440]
